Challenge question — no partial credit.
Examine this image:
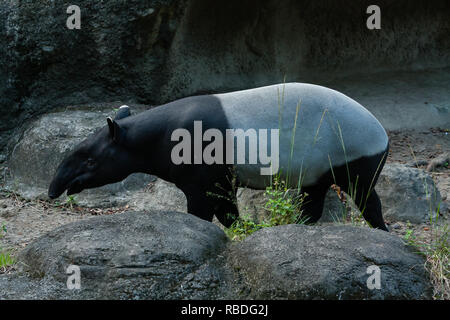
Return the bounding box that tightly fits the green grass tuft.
[225,176,308,241]
[0,249,15,272]
[0,221,15,273]
[404,223,449,300]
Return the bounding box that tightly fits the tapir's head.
[48,106,134,199]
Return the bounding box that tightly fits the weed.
[0,221,14,273]
[404,223,449,299]
[226,176,307,241]
[225,214,270,241]
[0,249,15,273]
[264,177,308,226]
[65,195,78,209]
[0,222,6,238]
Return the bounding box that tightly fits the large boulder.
[11,211,229,299]
[5,107,154,207]
[376,164,442,223]
[230,224,433,299]
[236,188,267,223]
[128,179,187,213]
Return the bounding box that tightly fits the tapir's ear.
[114,105,131,120]
[106,117,122,143]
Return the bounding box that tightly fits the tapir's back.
[214,83,388,188]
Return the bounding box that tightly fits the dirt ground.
[0,127,449,290]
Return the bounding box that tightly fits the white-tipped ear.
[107,116,125,143]
[107,117,114,138]
[114,105,131,120]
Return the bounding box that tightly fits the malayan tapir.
[48,83,389,231]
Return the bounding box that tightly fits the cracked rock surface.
[229,224,433,299]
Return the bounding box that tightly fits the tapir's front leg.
[179,182,239,228]
[210,190,239,228]
[181,184,216,222]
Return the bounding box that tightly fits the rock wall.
[1,0,449,155]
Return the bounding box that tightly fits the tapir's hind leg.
[345,179,388,231]
[359,189,387,231]
[353,154,389,231]
[335,147,389,231]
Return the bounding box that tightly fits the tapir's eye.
[86,158,96,169]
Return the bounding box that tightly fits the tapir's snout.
[48,177,66,199]
[48,190,61,199]
[48,170,86,199]
[48,162,77,199]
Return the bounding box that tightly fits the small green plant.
[0,249,15,272]
[65,195,78,209]
[404,222,416,245]
[0,222,6,238]
[226,176,308,241]
[264,177,308,226]
[225,214,271,241]
[0,222,15,272]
